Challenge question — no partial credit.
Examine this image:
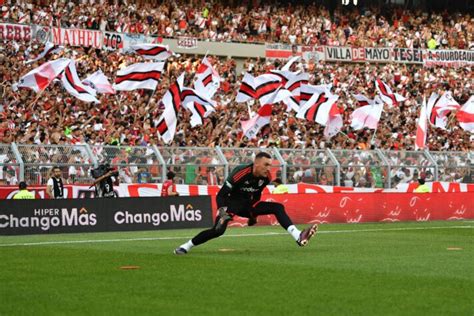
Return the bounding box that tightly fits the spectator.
[162,171,179,197]
[46,166,65,199]
[414,178,430,193]
[13,181,35,199]
[272,178,289,194]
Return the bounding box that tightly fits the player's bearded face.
[255,157,272,177]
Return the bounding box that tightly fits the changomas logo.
[114,204,202,226]
[0,208,97,231]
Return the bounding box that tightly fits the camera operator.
[91,164,119,198]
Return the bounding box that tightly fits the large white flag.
[236,73,292,105]
[130,44,174,60]
[350,103,384,130]
[241,104,273,139]
[434,91,461,117]
[296,88,339,125]
[25,42,63,64]
[415,97,428,150]
[17,58,71,92]
[181,87,217,127]
[156,74,184,144]
[61,60,99,103]
[272,70,309,111]
[375,79,406,106]
[352,93,375,107]
[299,83,332,107]
[324,104,343,138]
[113,62,165,91]
[457,96,474,133]
[83,70,115,94]
[194,57,220,98]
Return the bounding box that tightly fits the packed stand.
[2,0,473,49]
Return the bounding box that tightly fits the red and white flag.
[299,83,332,107]
[426,92,447,129]
[156,74,185,144]
[61,60,99,103]
[83,70,115,94]
[236,73,292,105]
[130,44,174,61]
[415,97,428,150]
[25,42,63,65]
[181,87,217,127]
[241,104,273,139]
[350,103,384,130]
[113,62,165,91]
[352,93,375,107]
[17,58,71,92]
[457,96,474,133]
[375,79,406,106]
[271,70,309,111]
[324,104,343,138]
[433,91,460,118]
[194,57,220,98]
[296,88,339,125]
[280,56,300,71]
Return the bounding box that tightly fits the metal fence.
[0,143,472,187]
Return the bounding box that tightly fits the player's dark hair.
[255,152,271,160]
[167,171,176,180]
[52,166,61,171]
[19,181,27,190]
[273,178,282,185]
[418,178,425,185]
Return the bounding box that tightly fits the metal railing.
[0,143,472,188]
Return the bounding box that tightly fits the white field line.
[0,225,472,248]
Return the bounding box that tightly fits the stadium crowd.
[2,0,473,49]
[0,1,473,187]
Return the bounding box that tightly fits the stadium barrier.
[0,196,213,235]
[1,143,472,188]
[0,181,473,199]
[225,192,474,227]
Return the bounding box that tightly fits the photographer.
[91,164,119,198]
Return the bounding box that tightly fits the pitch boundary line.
[0,225,472,247]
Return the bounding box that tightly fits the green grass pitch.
[1,221,473,315]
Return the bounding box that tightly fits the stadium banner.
[423,49,474,68]
[301,46,325,62]
[0,182,473,200]
[392,48,423,64]
[0,23,31,42]
[103,31,124,51]
[122,33,149,50]
[30,25,53,43]
[0,196,213,235]
[324,46,354,62]
[52,27,103,49]
[177,36,198,49]
[226,192,474,227]
[363,47,391,62]
[325,46,392,63]
[265,43,299,59]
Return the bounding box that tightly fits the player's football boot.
[297,223,318,247]
[174,247,188,255]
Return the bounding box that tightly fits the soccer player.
[174,152,318,255]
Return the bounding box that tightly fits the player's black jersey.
[216,163,271,207]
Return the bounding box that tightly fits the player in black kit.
[174,152,318,255]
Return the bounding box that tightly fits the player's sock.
[180,240,195,252]
[287,225,301,241]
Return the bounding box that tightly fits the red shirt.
[161,180,174,197]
